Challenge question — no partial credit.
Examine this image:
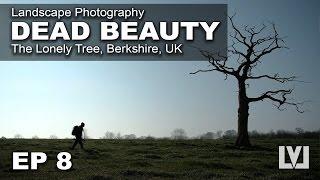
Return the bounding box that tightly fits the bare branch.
[245,23,267,45]
[228,40,247,58]
[190,49,239,77]
[190,68,217,75]
[250,23,288,65]
[229,15,251,48]
[248,89,304,113]
[247,74,297,83]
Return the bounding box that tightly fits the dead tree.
[191,16,304,147]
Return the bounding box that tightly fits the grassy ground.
[0,138,319,179]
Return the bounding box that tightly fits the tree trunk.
[235,80,251,147]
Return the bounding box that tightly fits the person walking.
[71,122,85,150]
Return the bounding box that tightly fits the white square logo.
[279,146,309,169]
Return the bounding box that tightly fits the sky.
[0,0,319,138]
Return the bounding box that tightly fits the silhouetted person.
[71,122,85,150]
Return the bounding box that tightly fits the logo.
[279,146,309,169]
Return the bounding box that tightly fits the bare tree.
[49,135,58,139]
[223,129,237,138]
[123,134,137,139]
[216,130,223,139]
[14,134,23,139]
[200,132,215,139]
[171,128,188,140]
[141,135,155,140]
[103,131,115,139]
[32,135,39,139]
[191,15,304,146]
[295,127,305,135]
[115,132,122,139]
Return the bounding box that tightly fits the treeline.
[247,128,320,139]
[2,128,319,140]
[100,128,320,140]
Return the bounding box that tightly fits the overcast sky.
[0,0,319,138]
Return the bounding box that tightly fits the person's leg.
[79,139,84,149]
[71,139,78,149]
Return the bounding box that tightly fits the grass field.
[0,138,319,179]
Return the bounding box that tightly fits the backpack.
[72,126,79,136]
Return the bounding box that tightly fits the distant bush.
[223,130,237,138]
[115,132,122,139]
[14,134,23,139]
[216,130,223,139]
[103,131,115,139]
[171,128,188,140]
[295,128,304,135]
[158,137,171,140]
[1,136,6,139]
[139,136,156,140]
[49,135,58,139]
[123,134,136,139]
[198,131,224,139]
[32,135,39,139]
[199,132,215,139]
